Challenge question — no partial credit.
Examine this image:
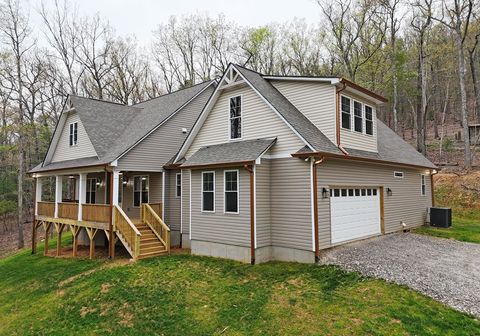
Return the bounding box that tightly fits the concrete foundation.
[181,234,191,248]
[78,229,107,247]
[191,240,315,264]
[170,230,181,247]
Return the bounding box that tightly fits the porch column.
[35,178,42,216]
[54,175,62,218]
[78,173,87,221]
[112,170,120,206]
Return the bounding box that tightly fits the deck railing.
[82,204,110,223]
[114,205,141,259]
[37,201,55,217]
[147,202,162,219]
[141,203,170,252]
[58,202,78,220]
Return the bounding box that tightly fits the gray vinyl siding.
[181,169,191,234]
[270,80,337,144]
[118,86,213,171]
[270,157,312,251]
[121,171,162,220]
[316,159,432,249]
[255,159,271,247]
[191,167,251,247]
[51,112,97,162]
[339,92,378,152]
[164,169,181,231]
[186,85,305,158]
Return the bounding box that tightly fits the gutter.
[243,164,255,265]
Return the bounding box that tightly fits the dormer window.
[354,101,363,133]
[69,122,78,146]
[365,105,373,135]
[341,96,351,130]
[229,96,242,139]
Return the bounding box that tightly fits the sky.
[30,0,322,46]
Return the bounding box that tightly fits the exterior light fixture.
[322,187,329,199]
[68,175,75,179]
[386,188,393,197]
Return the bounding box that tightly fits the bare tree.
[0,0,33,248]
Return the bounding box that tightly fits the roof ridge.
[132,80,216,106]
[69,95,138,108]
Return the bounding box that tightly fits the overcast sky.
[30,0,322,46]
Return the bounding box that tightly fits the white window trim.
[228,94,243,141]
[340,95,352,131]
[394,171,404,179]
[176,173,181,198]
[69,122,78,147]
[132,175,150,208]
[364,104,374,136]
[201,171,215,213]
[353,100,364,134]
[421,174,426,196]
[224,169,239,214]
[86,177,97,204]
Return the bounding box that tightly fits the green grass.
[414,212,480,244]
[0,238,479,335]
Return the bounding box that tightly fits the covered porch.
[31,166,169,260]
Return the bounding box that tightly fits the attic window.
[394,171,404,178]
[365,105,373,135]
[354,101,363,133]
[341,96,351,130]
[69,122,78,146]
[229,96,242,139]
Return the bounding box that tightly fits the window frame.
[224,169,239,214]
[394,171,404,179]
[201,171,215,213]
[176,173,182,198]
[421,174,426,196]
[69,122,78,147]
[86,178,97,204]
[365,105,374,136]
[228,95,243,141]
[133,175,149,208]
[353,100,363,133]
[340,95,351,130]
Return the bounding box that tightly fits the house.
[469,124,480,145]
[29,64,436,264]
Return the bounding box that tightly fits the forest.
[0,0,479,248]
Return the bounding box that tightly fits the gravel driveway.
[319,233,480,317]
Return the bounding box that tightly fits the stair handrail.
[142,203,170,253]
[113,205,141,259]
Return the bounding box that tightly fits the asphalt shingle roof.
[181,138,277,168]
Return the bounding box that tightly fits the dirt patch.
[435,171,480,209]
[80,306,97,318]
[0,221,41,258]
[59,269,98,287]
[118,303,134,327]
[101,283,111,293]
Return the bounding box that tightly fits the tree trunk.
[456,33,472,169]
[391,27,398,133]
[416,47,426,155]
[469,49,480,122]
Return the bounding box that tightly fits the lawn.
[0,238,479,336]
[414,211,480,244]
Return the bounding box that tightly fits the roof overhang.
[263,75,341,84]
[338,78,388,104]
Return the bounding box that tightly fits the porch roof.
[29,156,106,174]
[181,138,277,168]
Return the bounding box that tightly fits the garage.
[330,187,381,244]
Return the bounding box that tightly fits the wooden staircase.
[114,204,170,260]
[132,220,168,259]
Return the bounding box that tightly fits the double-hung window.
[202,172,215,212]
[133,175,149,207]
[69,122,78,146]
[224,170,238,213]
[354,101,363,133]
[421,174,426,196]
[341,96,351,130]
[86,178,96,204]
[365,105,373,135]
[229,96,242,139]
[176,173,181,198]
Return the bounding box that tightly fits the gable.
[117,85,214,171]
[51,111,97,163]
[185,84,305,158]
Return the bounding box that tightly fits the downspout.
[312,157,326,263]
[244,163,255,265]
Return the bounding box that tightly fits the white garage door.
[330,187,381,244]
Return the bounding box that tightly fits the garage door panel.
[330,188,380,244]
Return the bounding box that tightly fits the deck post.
[55,223,65,257]
[78,173,87,221]
[32,177,39,254]
[54,176,63,218]
[71,225,81,257]
[43,222,51,256]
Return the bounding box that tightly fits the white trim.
[85,177,97,204]
[189,169,192,238]
[364,104,374,136]
[44,106,73,164]
[394,171,404,179]
[340,94,352,131]
[253,165,257,248]
[132,175,150,208]
[310,158,315,252]
[180,170,183,234]
[201,171,215,213]
[175,173,182,198]
[69,121,78,147]
[227,94,243,141]
[352,100,364,134]
[116,81,216,162]
[174,64,313,162]
[421,174,426,196]
[263,76,340,84]
[161,172,165,220]
[223,169,239,214]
